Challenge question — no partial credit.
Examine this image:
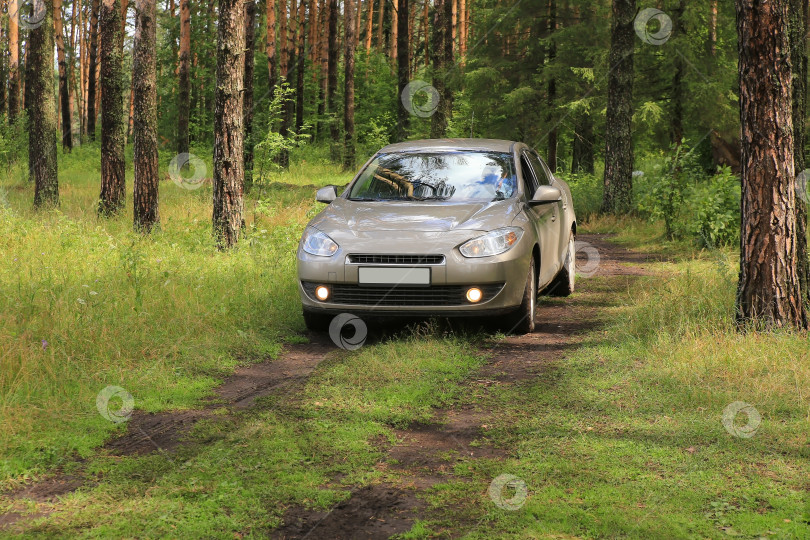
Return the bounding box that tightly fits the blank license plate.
[358,267,431,285]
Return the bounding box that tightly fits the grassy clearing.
[0,145,352,484]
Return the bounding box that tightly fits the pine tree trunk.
[316,0,327,140]
[376,0,383,48]
[546,0,557,171]
[327,0,339,160]
[430,0,446,138]
[244,0,257,190]
[279,0,288,76]
[132,0,159,232]
[29,0,59,207]
[390,0,398,59]
[442,0,453,123]
[212,0,245,248]
[8,0,20,123]
[790,0,810,305]
[0,13,6,118]
[278,0,296,167]
[54,0,73,151]
[344,0,356,169]
[601,0,635,214]
[365,0,374,52]
[671,0,684,145]
[708,0,718,56]
[86,0,100,139]
[736,0,808,329]
[266,0,276,90]
[295,0,305,131]
[98,0,126,215]
[395,0,409,141]
[177,0,191,156]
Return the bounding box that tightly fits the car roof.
[378,138,519,154]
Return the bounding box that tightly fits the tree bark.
[29,0,59,207]
[671,0,684,145]
[212,0,245,248]
[365,0,374,52]
[8,0,20,123]
[708,0,718,57]
[546,0,557,171]
[390,0,397,59]
[132,0,159,232]
[266,0,276,89]
[86,0,100,139]
[54,0,73,151]
[601,0,635,214]
[279,0,288,76]
[376,0,383,48]
[295,0,305,131]
[327,0,338,160]
[344,0,356,169]
[98,0,126,215]
[430,0,446,138]
[736,0,808,328]
[244,0,257,190]
[572,112,595,174]
[0,12,6,119]
[177,0,190,156]
[442,0,453,124]
[395,0,409,141]
[316,0,327,140]
[790,0,809,305]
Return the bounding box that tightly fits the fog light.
[315,286,330,301]
[466,287,483,303]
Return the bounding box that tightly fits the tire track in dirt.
[0,334,337,531]
[273,234,661,539]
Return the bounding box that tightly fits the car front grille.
[302,282,504,307]
[347,254,445,265]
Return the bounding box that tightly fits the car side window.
[520,153,539,198]
[528,151,552,186]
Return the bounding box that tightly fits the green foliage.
[0,116,29,171]
[678,166,740,248]
[559,172,602,221]
[254,83,312,174]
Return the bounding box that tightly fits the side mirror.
[528,185,562,206]
[316,185,338,204]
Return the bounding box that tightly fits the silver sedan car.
[297,139,577,334]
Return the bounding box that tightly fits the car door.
[527,150,567,265]
[519,150,558,288]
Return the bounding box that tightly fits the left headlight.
[459,227,523,258]
[301,228,339,257]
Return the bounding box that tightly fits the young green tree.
[98,0,126,215]
[212,0,245,248]
[132,0,160,232]
[736,0,808,329]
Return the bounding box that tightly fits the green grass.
[3,147,810,538]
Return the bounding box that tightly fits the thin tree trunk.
[736,0,808,328]
[572,112,595,174]
[98,0,126,215]
[316,0,327,140]
[132,0,159,232]
[54,0,73,151]
[442,0,453,123]
[327,0,339,160]
[0,10,6,119]
[29,0,59,207]
[344,0,355,169]
[266,0,277,90]
[376,0,383,48]
[365,0,374,52]
[790,0,810,305]
[244,0,257,190]
[278,0,296,167]
[422,0,428,68]
[86,0,100,139]
[8,0,20,123]
[601,0,635,214]
[395,0,409,141]
[671,0,684,145]
[279,0,288,76]
[390,0,397,59]
[177,0,191,156]
[546,0,557,171]
[708,0,718,56]
[459,0,465,60]
[212,0,245,248]
[430,0,446,137]
[295,0,305,131]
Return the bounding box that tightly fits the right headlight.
[459,227,524,258]
[301,228,339,257]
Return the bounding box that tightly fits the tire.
[505,258,537,334]
[303,309,332,332]
[543,231,575,297]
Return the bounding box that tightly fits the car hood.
[308,198,523,237]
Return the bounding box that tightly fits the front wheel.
[544,231,575,297]
[303,310,332,332]
[505,258,536,334]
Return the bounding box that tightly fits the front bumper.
[297,232,532,316]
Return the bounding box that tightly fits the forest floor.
[1,152,809,538]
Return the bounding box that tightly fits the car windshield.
[348,151,517,202]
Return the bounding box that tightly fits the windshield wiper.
[348,197,381,201]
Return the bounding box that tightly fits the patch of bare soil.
[272,234,660,539]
